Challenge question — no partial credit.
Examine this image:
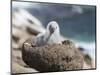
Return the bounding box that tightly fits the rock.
[12,8,45,35]
[77,46,85,52]
[12,25,34,49]
[12,48,38,74]
[84,54,92,65]
[83,61,91,69]
[12,61,38,74]
[22,39,84,72]
[77,46,95,69]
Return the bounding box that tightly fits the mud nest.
[22,38,84,72]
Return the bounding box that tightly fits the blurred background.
[12,1,96,74]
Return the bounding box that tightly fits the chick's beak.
[50,27,55,34]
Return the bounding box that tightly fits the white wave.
[74,41,95,59]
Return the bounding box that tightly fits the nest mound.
[22,39,84,72]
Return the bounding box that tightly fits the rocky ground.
[12,24,95,74]
[12,25,39,74]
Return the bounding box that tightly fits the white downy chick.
[47,21,63,44]
[35,21,63,46]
